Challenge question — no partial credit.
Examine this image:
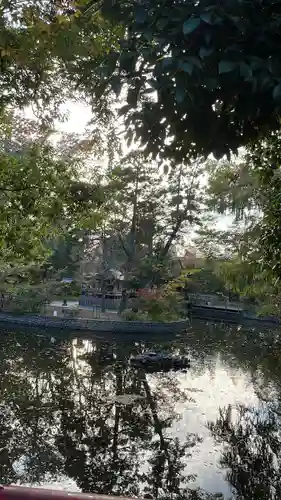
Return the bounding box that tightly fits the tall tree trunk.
[160,217,184,260]
[100,230,107,313]
[141,372,171,462]
[119,163,139,312]
[126,163,139,281]
[161,164,183,259]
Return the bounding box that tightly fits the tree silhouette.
[209,403,281,500]
[0,328,228,499]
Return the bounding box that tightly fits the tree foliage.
[204,143,281,281]
[170,265,229,298]
[91,152,205,288]
[0,1,122,118]
[0,112,105,267]
[205,158,261,221]
[247,133,281,279]
[4,0,281,288]
[199,152,281,314]
[210,404,281,499]
[83,0,281,160]
[3,0,281,162]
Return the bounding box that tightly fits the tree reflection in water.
[0,330,221,500]
[209,404,281,500]
[191,322,281,500]
[2,322,281,500]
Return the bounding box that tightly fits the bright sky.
[55,102,93,134]
[25,101,92,135]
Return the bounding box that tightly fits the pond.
[0,321,281,500]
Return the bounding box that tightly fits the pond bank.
[0,312,189,334]
[191,304,281,326]
[0,305,280,335]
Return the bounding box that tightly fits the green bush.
[136,288,185,322]
[4,284,52,314]
[53,281,81,298]
[121,309,148,321]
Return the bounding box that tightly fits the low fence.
[189,293,243,309]
[191,304,242,323]
[191,304,281,326]
[79,295,121,310]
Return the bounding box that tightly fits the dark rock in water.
[130,351,190,372]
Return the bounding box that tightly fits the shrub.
[136,287,185,322]
[54,280,81,298]
[121,309,148,321]
[4,284,52,314]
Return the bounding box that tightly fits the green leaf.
[143,30,153,42]
[127,88,139,106]
[120,51,135,72]
[206,77,218,90]
[163,164,169,175]
[187,56,202,69]
[200,13,212,24]
[183,18,200,35]
[127,129,134,148]
[119,104,131,116]
[273,83,281,100]
[239,62,253,80]
[260,75,271,89]
[228,15,240,25]
[172,194,183,205]
[110,75,122,96]
[143,87,156,95]
[250,57,264,70]
[162,57,173,69]
[218,61,237,74]
[175,86,185,104]
[204,31,212,45]
[156,17,168,30]
[147,78,159,89]
[179,61,193,75]
[213,15,223,25]
[199,46,213,58]
[95,82,107,98]
[135,7,147,24]
[107,52,119,73]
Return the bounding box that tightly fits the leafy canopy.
[0,112,105,267]
[0,0,123,122]
[203,135,281,280]
[99,151,205,288]
[84,0,281,160]
[3,1,281,161]
[196,150,281,315]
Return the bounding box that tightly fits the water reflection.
[0,322,281,499]
[210,404,281,499]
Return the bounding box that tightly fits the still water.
[0,321,281,499]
